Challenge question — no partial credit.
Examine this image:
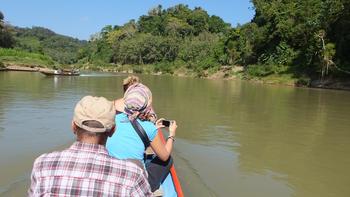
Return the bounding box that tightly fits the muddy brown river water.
[0,71,350,197]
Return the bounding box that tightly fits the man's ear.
[71,121,77,134]
[107,125,116,137]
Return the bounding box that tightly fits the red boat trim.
[158,130,184,197]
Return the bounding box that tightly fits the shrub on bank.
[0,48,56,67]
[245,64,274,77]
[296,76,311,86]
[154,62,175,74]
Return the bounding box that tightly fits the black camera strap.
[130,119,150,150]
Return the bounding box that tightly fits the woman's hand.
[156,118,165,129]
[150,120,178,162]
[169,120,177,137]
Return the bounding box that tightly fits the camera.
[161,120,172,127]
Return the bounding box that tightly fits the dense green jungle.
[1,1,350,88]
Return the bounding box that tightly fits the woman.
[106,82,177,192]
[114,76,158,123]
[114,75,140,113]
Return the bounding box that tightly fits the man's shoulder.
[32,146,146,181]
[107,155,145,174]
[33,150,65,166]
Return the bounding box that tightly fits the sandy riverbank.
[1,64,53,72]
[2,64,350,91]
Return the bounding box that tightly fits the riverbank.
[2,63,350,91]
[80,63,350,91]
[0,63,54,73]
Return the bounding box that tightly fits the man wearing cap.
[28,96,152,197]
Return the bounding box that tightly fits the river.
[0,71,350,197]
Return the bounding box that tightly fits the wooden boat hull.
[157,130,184,197]
[4,66,39,72]
[40,71,80,76]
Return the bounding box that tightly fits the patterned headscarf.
[124,83,157,122]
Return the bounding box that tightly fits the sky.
[1,0,255,40]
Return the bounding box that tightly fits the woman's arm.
[114,98,124,113]
[150,121,177,161]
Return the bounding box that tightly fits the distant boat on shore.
[40,69,80,76]
[1,65,39,72]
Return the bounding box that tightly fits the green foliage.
[93,39,114,63]
[0,48,56,66]
[187,7,210,35]
[226,0,350,79]
[154,61,175,74]
[296,76,312,86]
[112,33,168,64]
[0,48,53,62]
[258,42,297,73]
[324,43,336,60]
[13,26,87,64]
[164,17,194,37]
[225,23,266,65]
[209,15,230,34]
[138,6,164,35]
[15,36,42,53]
[0,11,15,48]
[329,0,350,70]
[178,33,222,68]
[0,28,15,48]
[77,2,349,79]
[131,65,143,74]
[78,4,230,77]
[245,64,274,77]
[3,2,347,81]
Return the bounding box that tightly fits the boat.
[149,130,184,197]
[4,65,39,72]
[40,69,80,76]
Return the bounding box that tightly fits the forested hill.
[232,0,350,81]
[79,2,350,82]
[12,26,87,64]
[78,5,233,75]
[1,13,87,65]
[1,2,350,84]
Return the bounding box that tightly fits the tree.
[164,17,193,37]
[148,5,162,16]
[80,2,350,79]
[101,25,113,38]
[166,4,192,21]
[328,0,350,72]
[209,15,230,34]
[12,26,87,64]
[187,7,210,35]
[0,11,4,21]
[0,11,15,48]
[138,15,164,35]
[242,0,346,76]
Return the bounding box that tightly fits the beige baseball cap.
[73,96,116,133]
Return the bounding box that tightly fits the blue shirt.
[106,113,158,162]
